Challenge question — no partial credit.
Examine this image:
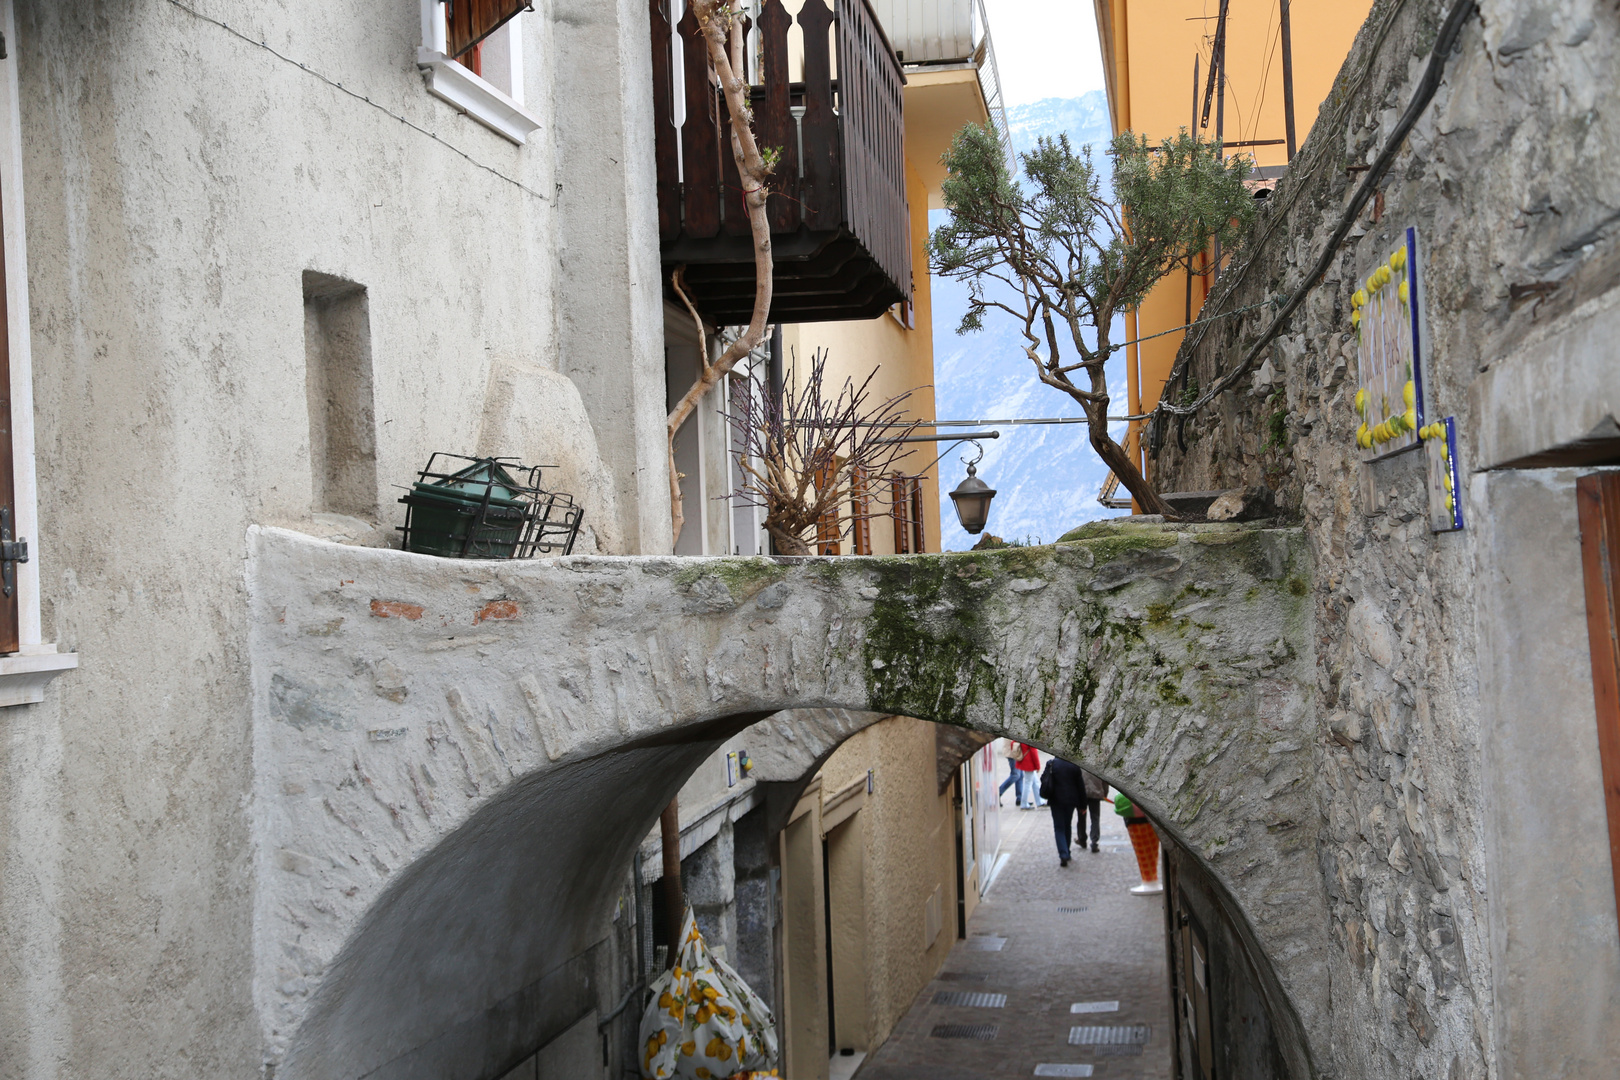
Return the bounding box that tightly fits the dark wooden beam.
[1577,471,1620,942]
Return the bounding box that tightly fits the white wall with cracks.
[245,520,1320,1078]
[0,1,668,1077]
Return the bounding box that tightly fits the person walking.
[1015,741,1044,808]
[998,740,1023,806]
[1079,768,1109,854]
[1040,757,1086,866]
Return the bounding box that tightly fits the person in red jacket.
[1014,741,1044,809]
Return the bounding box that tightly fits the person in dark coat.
[1040,757,1087,866]
[1079,769,1109,854]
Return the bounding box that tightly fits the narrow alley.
[854,791,1173,1080]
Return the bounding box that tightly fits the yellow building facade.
[1093,0,1370,499]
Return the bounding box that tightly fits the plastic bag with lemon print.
[639,909,779,1080]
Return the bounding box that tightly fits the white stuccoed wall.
[0,0,666,1075]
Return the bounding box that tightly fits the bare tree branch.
[725,349,925,555]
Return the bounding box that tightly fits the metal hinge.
[1,506,28,599]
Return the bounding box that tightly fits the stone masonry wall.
[246,522,1320,1077]
[1149,2,1620,1076]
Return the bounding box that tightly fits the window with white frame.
[417,0,543,144]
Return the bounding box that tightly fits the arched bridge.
[246,521,1321,1079]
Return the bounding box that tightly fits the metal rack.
[397,453,584,560]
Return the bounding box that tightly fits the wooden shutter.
[815,463,841,556]
[445,0,530,60]
[909,477,926,554]
[890,474,911,554]
[851,467,871,556]
[1577,472,1620,931]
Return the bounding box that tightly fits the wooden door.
[1179,907,1213,1080]
[1576,472,1620,931]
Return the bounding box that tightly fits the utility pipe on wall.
[660,798,685,964]
[1279,0,1297,161]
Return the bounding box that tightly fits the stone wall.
[1149,1,1620,1075]
[244,521,1321,1076]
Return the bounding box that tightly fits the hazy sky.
[981,0,1106,106]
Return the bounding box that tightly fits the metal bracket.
[0,507,29,599]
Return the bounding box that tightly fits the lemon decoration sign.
[1421,416,1465,532]
[1351,228,1425,460]
[639,909,779,1079]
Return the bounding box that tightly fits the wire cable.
[1168,0,1415,374]
[1131,0,1477,425]
[161,0,550,203]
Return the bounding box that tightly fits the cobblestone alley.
[852,793,1173,1080]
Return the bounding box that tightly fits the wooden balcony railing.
[650,0,911,324]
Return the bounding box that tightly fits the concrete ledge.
[1471,285,1620,470]
[0,647,77,708]
[417,49,543,144]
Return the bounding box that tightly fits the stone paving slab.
[855,801,1173,1080]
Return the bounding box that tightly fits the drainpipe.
[660,798,685,965]
[769,323,784,417]
[1279,0,1297,162]
[1211,1,1228,282]
[768,324,784,556]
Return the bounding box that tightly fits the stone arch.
[247,521,1320,1078]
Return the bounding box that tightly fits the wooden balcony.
[650,0,911,325]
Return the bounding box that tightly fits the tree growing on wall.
[928,124,1255,517]
[726,349,921,556]
[667,0,778,546]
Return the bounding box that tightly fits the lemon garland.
[1351,243,1418,450]
[1418,420,1456,517]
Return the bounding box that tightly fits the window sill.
[0,647,77,708]
[416,49,542,145]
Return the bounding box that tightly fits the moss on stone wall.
[672,557,788,603]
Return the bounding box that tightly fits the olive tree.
[928,124,1255,517]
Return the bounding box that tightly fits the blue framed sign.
[1352,226,1426,462]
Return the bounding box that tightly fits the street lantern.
[948,458,996,535]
